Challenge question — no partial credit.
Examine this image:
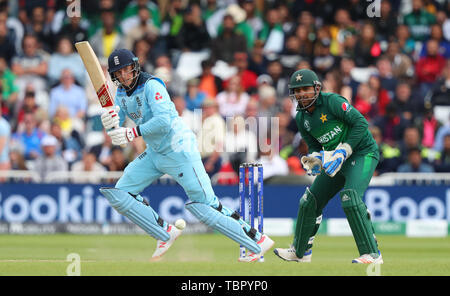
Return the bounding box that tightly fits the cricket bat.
[75,41,125,147]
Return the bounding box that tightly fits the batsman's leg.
[160,151,273,261]
[100,149,183,260]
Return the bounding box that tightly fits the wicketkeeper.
[99,49,274,261]
[274,69,383,264]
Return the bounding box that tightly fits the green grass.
[0,234,449,276]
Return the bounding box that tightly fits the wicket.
[239,163,264,262]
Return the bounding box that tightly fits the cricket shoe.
[273,245,312,262]
[150,225,182,261]
[352,251,383,264]
[238,234,274,262]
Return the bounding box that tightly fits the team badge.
[304,119,311,131]
[296,74,303,81]
[320,113,327,123]
[342,102,351,112]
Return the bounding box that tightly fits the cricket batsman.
[99,49,274,261]
[273,69,383,264]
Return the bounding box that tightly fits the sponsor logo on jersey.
[155,92,162,100]
[342,102,351,112]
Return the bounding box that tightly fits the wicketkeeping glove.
[322,143,352,177]
[300,152,324,176]
[107,127,139,146]
[101,106,120,130]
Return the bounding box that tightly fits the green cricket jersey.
[295,92,379,160]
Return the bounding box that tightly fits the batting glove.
[301,152,323,176]
[107,127,139,146]
[322,143,352,177]
[101,106,120,130]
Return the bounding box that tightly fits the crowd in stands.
[0,0,450,184]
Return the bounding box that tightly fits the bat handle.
[114,125,127,149]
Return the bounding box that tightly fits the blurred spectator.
[106,146,128,171]
[329,8,356,57]
[259,6,284,55]
[197,98,225,177]
[11,34,48,95]
[90,8,125,59]
[133,39,154,73]
[176,3,210,52]
[266,59,288,99]
[0,56,18,118]
[376,56,398,99]
[197,59,223,99]
[49,69,87,119]
[13,112,46,160]
[433,134,450,172]
[172,95,197,133]
[395,24,416,56]
[397,146,435,173]
[368,74,392,117]
[241,0,264,40]
[24,6,54,51]
[419,23,450,59]
[0,106,10,181]
[279,35,303,75]
[154,54,186,96]
[417,103,441,149]
[375,0,398,42]
[90,129,113,169]
[0,15,16,66]
[15,84,46,130]
[216,75,250,118]
[225,51,257,94]
[9,147,28,171]
[217,4,254,51]
[121,0,161,34]
[31,134,68,182]
[184,78,207,111]
[255,139,288,181]
[382,41,414,80]
[224,115,258,174]
[124,5,159,51]
[370,125,401,176]
[57,16,88,45]
[338,55,358,99]
[353,22,381,67]
[403,0,436,42]
[247,39,268,76]
[257,85,278,119]
[373,103,409,145]
[70,150,107,184]
[210,13,247,64]
[392,81,419,122]
[0,4,24,56]
[49,121,82,168]
[415,39,445,97]
[312,38,336,77]
[48,36,85,86]
[159,0,184,51]
[429,59,450,106]
[353,82,376,121]
[397,125,439,164]
[434,113,450,152]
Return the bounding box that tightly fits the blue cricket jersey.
[115,72,194,154]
